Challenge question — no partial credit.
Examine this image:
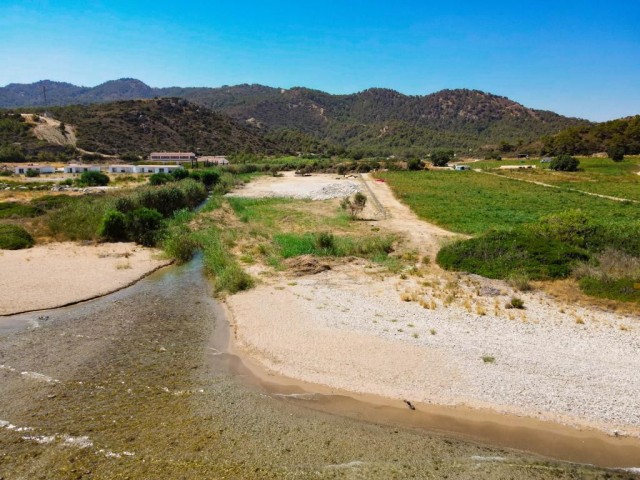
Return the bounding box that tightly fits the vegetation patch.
[0,202,42,219]
[273,232,394,260]
[0,224,35,249]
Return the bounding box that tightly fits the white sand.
[227,171,361,200]
[226,174,640,437]
[0,242,170,315]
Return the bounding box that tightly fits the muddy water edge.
[0,257,636,479]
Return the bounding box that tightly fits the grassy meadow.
[474,156,640,202]
[379,164,640,303]
[378,168,640,235]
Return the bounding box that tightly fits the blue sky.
[1,1,638,121]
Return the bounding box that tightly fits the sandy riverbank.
[0,242,171,315]
[225,173,640,438]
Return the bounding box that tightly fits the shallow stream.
[0,256,638,478]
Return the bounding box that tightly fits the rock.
[284,255,331,276]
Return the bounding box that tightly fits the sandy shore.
[226,174,640,438]
[0,242,171,315]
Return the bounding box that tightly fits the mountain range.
[0,78,591,155]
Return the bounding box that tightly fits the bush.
[126,208,164,246]
[0,224,34,249]
[79,170,110,186]
[430,149,454,167]
[113,196,137,214]
[25,168,40,177]
[136,186,187,217]
[190,170,220,188]
[436,229,589,280]
[149,173,173,186]
[507,297,525,309]
[171,168,189,181]
[315,232,336,252]
[607,145,625,162]
[177,178,207,208]
[407,158,424,170]
[549,154,580,172]
[99,210,129,242]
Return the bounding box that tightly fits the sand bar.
[0,242,171,315]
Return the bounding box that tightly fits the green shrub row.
[0,224,34,250]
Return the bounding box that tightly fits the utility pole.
[42,85,49,117]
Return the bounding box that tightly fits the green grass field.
[378,169,640,235]
[473,156,640,202]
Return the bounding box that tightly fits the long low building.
[149,152,196,164]
[108,164,184,174]
[64,164,101,174]
[198,156,229,165]
[15,165,55,175]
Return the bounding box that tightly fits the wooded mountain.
[0,78,590,154]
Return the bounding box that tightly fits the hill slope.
[541,115,640,156]
[1,79,590,154]
[47,98,281,156]
[0,99,280,159]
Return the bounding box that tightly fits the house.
[149,152,196,164]
[136,165,184,174]
[64,164,101,174]
[15,165,55,175]
[108,165,137,174]
[198,155,229,166]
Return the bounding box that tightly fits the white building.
[108,165,137,174]
[149,152,196,164]
[64,164,101,174]
[136,165,184,174]
[14,165,55,175]
[198,156,229,166]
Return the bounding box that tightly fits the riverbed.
[0,258,637,478]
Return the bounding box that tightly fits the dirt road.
[361,173,462,257]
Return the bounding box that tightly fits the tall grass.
[194,227,254,294]
[47,196,111,241]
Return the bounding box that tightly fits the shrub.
[0,202,42,219]
[528,210,596,248]
[177,178,207,208]
[340,192,367,219]
[171,168,189,180]
[126,208,164,246]
[149,173,173,186]
[315,232,336,252]
[0,224,34,249]
[508,272,532,291]
[79,170,110,186]
[136,186,187,217]
[549,154,580,172]
[436,229,589,280]
[99,210,129,242]
[407,158,424,170]
[25,168,40,177]
[190,170,220,188]
[430,149,454,167]
[507,297,525,309]
[607,145,625,162]
[113,196,137,214]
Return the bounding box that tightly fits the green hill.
[1,79,589,155]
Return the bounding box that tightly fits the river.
[0,256,638,478]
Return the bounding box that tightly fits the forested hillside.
[1,79,589,155]
[541,115,640,156]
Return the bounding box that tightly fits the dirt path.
[361,173,463,257]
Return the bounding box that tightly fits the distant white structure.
[149,152,196,164]
[452,164,470,171]
[108,165,137,174]
[136,165,184,174]
[199,155,229,166]
[64,164,101,174]
[14,165,55,175]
